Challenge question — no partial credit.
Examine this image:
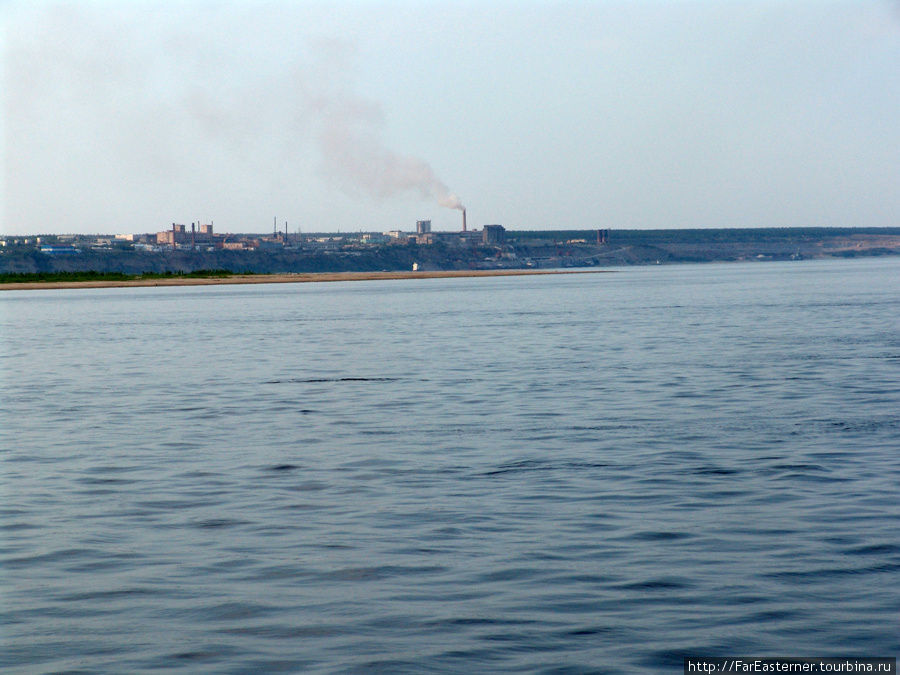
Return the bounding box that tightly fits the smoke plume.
[309,49,463,212]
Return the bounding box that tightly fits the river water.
[2,258,898,673]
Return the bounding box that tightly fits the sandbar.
[0,268,610,291]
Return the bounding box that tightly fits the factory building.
[157,223,188,246]
[483,224,506,245]
[156,223,216,248]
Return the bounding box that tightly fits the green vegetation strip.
[0,269,239,283]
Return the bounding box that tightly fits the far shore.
[0,268,611,291]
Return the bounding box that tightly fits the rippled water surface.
[2,259,899,673]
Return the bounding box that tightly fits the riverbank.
[0,268,609,291]
[4,228,898,278]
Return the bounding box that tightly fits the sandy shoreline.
[0,268,610,291]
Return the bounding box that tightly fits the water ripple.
[3,259,899,672]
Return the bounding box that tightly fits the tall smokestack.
[462,208,467,232]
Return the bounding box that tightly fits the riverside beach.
[0,268,610,292]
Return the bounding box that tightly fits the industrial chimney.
[462,208,467,232]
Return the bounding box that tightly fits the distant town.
[2,221,899,276]
[4,218,509,253]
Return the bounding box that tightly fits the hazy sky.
[2,1,899,235]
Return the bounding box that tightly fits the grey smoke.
[312,94,464,212]
[307,43,464,212]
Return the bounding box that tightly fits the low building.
[257,238,284,250]
[221,241,253,251]
[134,243,161,252]
[40,246,80,255]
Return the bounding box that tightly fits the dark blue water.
[2,258,899,673]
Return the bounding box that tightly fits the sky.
[2,1,899,236]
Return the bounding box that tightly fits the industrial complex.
[4,213,519,256]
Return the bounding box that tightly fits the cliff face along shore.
[2,228,898,281]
